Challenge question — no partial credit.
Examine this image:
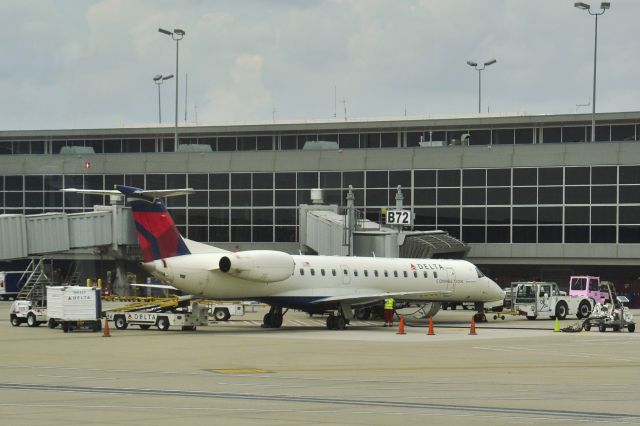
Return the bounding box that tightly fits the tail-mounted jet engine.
[218,250,295,283]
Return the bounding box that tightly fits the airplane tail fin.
[117,185,191,262]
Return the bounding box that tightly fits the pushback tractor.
[511,281,592,320]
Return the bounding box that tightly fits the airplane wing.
[129,283,179,290]
[311,290,453,305]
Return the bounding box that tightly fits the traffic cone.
[396,317,406,335]
[428,315,435,336]
[469,316,477,335]
[554,317,560,333]
[102,317,111,337]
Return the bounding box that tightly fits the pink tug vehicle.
[569,276,635,333]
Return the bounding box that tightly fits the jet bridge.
[0,206,137,261]
[299,201,468,259]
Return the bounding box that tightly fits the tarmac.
[1,301,639,425]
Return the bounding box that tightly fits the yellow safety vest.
[384,298,395,310]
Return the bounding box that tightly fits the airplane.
[63,185,505,329]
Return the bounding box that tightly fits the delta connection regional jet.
[63,186,504,330]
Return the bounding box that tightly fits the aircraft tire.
[271,314,283,328]
[599,323,607,332]
[354,308,371,320]
[628,324,635,332]
[335,316,346,330]
[326,315,336,330]
[139,324,151,330]
[526,316,537,320]
[263,313,273,327]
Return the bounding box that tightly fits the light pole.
[466,59,497,113]
[574,2,610,142]
[158,27,185,150]
[153,74,174,124]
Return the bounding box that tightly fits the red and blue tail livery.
[117,185,191,262]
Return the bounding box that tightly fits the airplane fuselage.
[143,253,504,308]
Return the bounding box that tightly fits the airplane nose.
[488,279,505,301]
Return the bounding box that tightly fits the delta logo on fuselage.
[410,263,445,270]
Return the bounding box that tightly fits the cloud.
[0,0,638,130]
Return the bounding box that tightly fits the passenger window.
[423,271,428,278]
[384,271,388,277]
[413,271,418,278]
[374,270,379,277]
[434,272,438,278]
[403,271,408,278]
[354,270,358,277]
[310,269,315,276]
[321,269,325,276]
[332,269,337,276]
[364,270,369,277]
[394,271,398,278]
[343,269,348,275]
[299,269,304,276]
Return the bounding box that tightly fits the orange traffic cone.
[469,315,477,335]
[396,317,406,335]
[102,317,111,337]
[428,315,435,335]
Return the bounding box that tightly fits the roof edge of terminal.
[3,110,640,137]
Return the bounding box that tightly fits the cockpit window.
[476,267,485,278]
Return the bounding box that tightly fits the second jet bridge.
[299,204,469,259]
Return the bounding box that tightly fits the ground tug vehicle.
[512,281,592,320]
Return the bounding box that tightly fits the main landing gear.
[325,303,353,330]
[326,314,349,330]
[262,306,285,328]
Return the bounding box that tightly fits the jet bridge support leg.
[113,261,130,296]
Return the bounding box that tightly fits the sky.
[1,0,638,130]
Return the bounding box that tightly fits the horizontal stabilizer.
[311,290,452,305]
[62,188,121,196]
[62,187,195,199]
[117,187,195,198]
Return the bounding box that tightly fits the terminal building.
[1,111,640,301]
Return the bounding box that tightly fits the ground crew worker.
[384,297,395,327]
